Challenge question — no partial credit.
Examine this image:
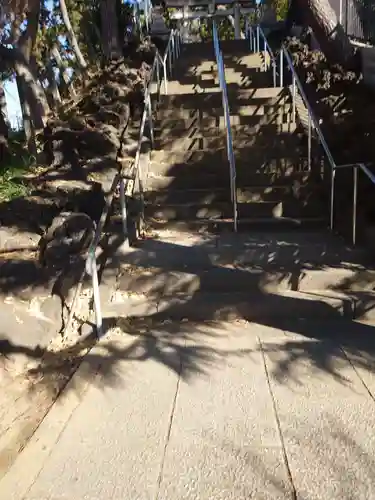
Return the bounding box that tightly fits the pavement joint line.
[18,356,103,500]
[257,335,297,500]
[340,345,375,405]
[155,338,183,500]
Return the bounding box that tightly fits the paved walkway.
[1,318,375,499]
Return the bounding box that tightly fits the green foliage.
[199,18,236,41]
[270,0,289,21]
[0,135,33,202]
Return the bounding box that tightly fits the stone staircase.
[102,39,375,325]
[146,40,326,232]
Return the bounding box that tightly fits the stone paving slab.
[261,321,375,499]
[0,331,179,500]
[273,399,375,500]
[157,322,293,499]
[2,321,375,499]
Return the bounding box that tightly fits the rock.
[79,322,94,339]
[39,212,95,268]
[40,295,62,326]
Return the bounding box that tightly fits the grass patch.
[0,135,34,203]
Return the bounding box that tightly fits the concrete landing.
[2,319,375,499]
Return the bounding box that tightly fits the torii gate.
[163,0,264,40]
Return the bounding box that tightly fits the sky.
[4,80,21,128]
[4,0,54,128]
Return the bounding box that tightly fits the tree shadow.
[3,36,375,486]
[224,416,375,498]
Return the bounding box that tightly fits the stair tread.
[107,288,351,320]
[154,123,299,137]
[145,172,322,189]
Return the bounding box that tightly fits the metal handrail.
[259,25,277,87]
[212,20,238,231]
[245,23,371,247]
[160,29,182,94]
[144,0,153,32]
[67,29,182,338]
[246,23,277,87]
[331,162,375,246]
[245,24,336,231]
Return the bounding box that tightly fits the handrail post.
[163,59,167,94]
[279,48,284,87]
[171,33,176,66]
[308,114,312,171]
[145,0,149,33]
[147,93,154,147]
[263,37,266,70]
[168,46,172,76]
[292,73,296,122]
[353,166,358,246]
[119,177,129,244]
[91,255,103,338]
[330,168,336,232]
[272,62,276,88]
[156,55,160,95]
[257,25,260,52]
[176,31,181,56]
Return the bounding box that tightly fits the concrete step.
[145,171,320,190]
[171,61,263,83]
[154,82,220,95]
[144,186,293,205]
[157,105,293,120]
[179,40,249,57]
[220,74,274,87]
[151,144,303,164]
[145,216,327,233]
[167,85,284,100]
[158,89,289,109]
[154,132,301,151]
[118,228,371,270]
[149,151,308,175]
[104,289,354,321]
[148,159,311,179]
[154,123,299,140]
[163,74,219,89]
[155,79,277,94]
[172,54,264,78]
[105,227,374,320]
[155,114,296,130]
[116,264,374,298]
[144,199,325,221]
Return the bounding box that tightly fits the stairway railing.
[246,22,278,87]
[67,30,182,338]
[213,20,238,232]
[158,29,182,94]
[245,23,372,247]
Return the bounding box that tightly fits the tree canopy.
[0,0,137,156]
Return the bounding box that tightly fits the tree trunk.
[100,0,122,60]
[292,0,359,70]
[45,59,62,109]
[0,80,10,164]
[16,74,37,158]
[0,45,47,132]
[51,44,77,98]
[16,0,50,130]
[58,0,87,70]
[0,81,8,129]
